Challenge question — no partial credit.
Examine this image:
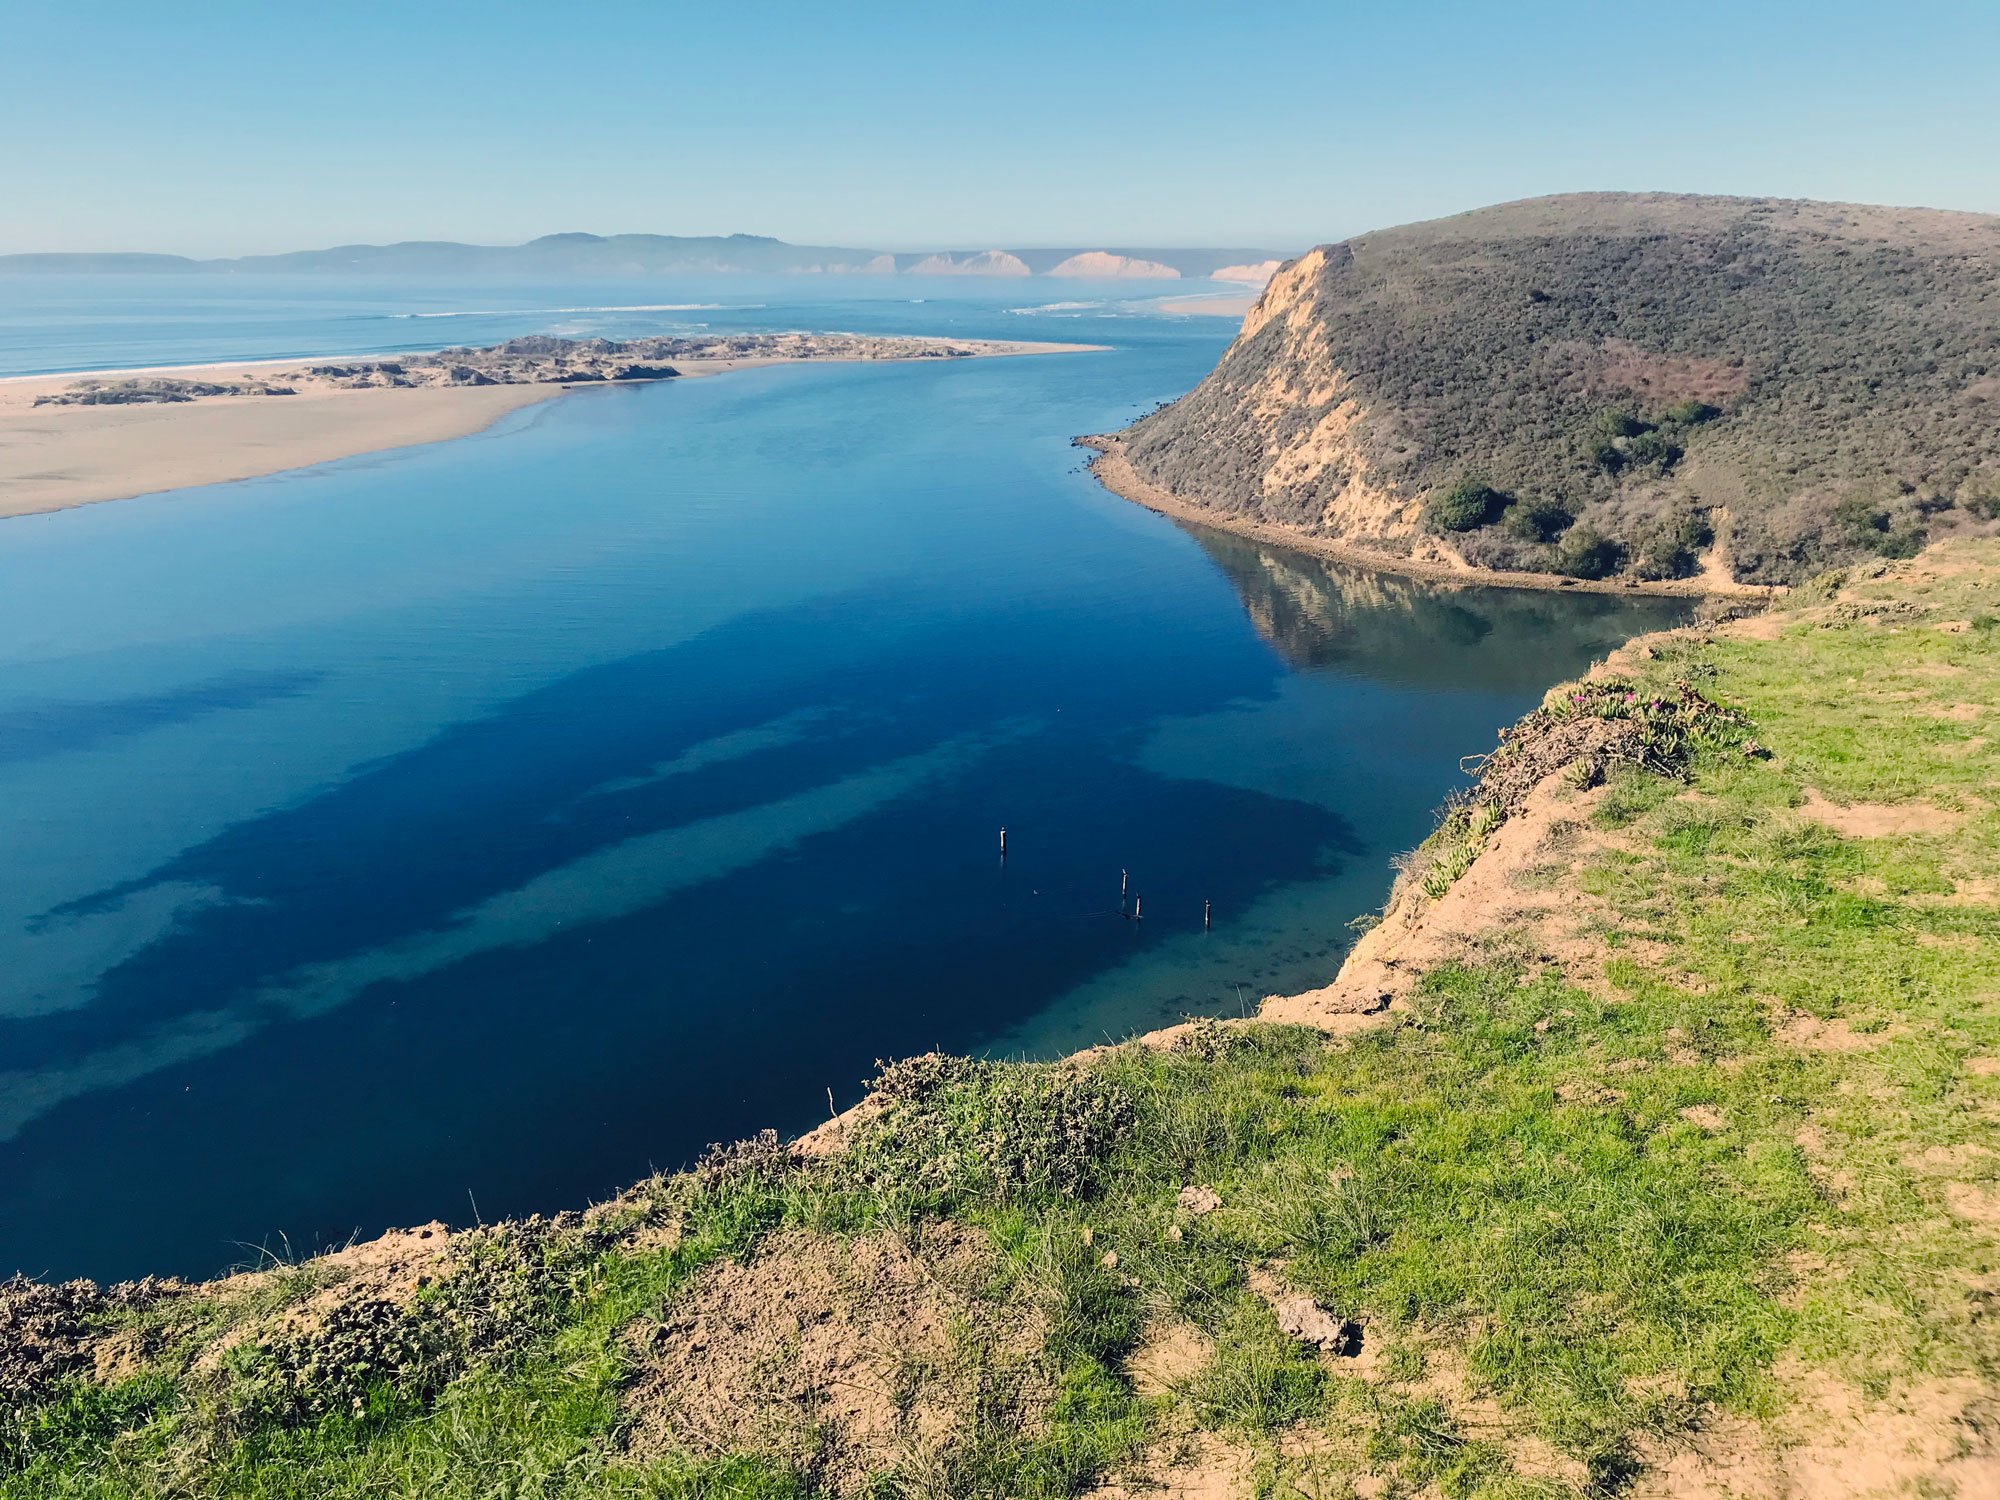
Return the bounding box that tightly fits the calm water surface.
[0,282,1684,1279]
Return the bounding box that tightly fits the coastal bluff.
[1102,193,2000,588]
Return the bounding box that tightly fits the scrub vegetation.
[4,541,1996,1496]
[1122,193,2000,585]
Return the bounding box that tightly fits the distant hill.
[0,235,1287,281]
[1117,194,2000,585]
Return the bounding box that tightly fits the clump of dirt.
[1176,1185,1223,1217]
[625,1224,1048,1496]
[1273,1295,1362,1356]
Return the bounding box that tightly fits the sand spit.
[1153,292,1258,318]
[0,334,1102,518]
[1079,433,1779,599]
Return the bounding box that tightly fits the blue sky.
[4,1,1997,256]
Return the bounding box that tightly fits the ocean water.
[0,278,1684,1280]
[0,271,1211,378]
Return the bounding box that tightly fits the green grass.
[9,544,1996,1497]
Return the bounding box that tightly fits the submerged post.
[1121,868,1129,898]
[1134,895,1143,922]
[1204,899,1212,931]
[999,825,1007,858]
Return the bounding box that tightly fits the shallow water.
[0,283,1684,1280]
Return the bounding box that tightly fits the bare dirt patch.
[1679,1105,1728,1132]
[1724,611,1787,641]
[1799,789,1965,838]
[1772,1012,1899,1052]
[1126,1321,1215,1397]
[1588,338,1752,409]
[1086,1430,1255,1500]
[1631,1367,1999,1500]
[1943,1182,2000,1227]
[625,1224,1046,1496]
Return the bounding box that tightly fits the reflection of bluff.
[1189,527,1685,693]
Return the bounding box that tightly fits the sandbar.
[1153,292,1257,318]
[0,337,1101,519]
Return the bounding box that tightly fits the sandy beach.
[0,338,1099,519]
[1081,434,1779,599]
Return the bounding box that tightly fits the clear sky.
[5,0,1998,257]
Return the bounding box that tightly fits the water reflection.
[1189,527,1686,690]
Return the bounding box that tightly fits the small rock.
[1101,1251,1119,1270]
[1177,1185,1222,1216]
[1275,1296,1361,1356]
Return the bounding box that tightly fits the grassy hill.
[1117,194,2000,586]
[6,543,1994,1497]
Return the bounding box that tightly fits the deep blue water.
[0,279,1683,1281]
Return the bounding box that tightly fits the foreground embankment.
[4,542,1994,1498]
[0,335,1100,518]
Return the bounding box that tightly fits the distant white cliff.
[904,251,1033,277]
[1047,252,1180,280]
[1210,260,1283,286]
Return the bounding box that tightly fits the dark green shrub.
[1595,409,1650,440]
[1833,495,1925,558]
[1660,399,1723,425]
[1631,512,1718,578]
[1678,512,1716,551]
[1873,526,1926,559]
[1423,481,1508,533]
[1503,496,1574,542]
[1965,493,2000,520]
[1555,524,1623,579]
[1624,431,1684,472]
[1630,534,1695,580]
[1833,495,1888,535]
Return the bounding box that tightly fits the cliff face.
[1046,251,1180,279]
[903,250,1033,277]
[1120,194,2000,585]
